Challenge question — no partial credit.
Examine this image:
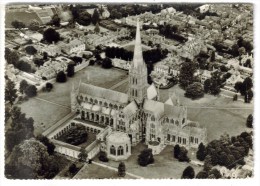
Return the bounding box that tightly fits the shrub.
[56,71,67,83]
[99,151,109,162]
[24,85,37,97]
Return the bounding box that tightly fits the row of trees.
[198,132,252,170]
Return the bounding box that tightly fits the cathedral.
[71,21,207,160]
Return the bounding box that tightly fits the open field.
[93,143,202,179]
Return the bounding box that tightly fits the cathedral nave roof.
[122,101,139,117]
[79,83,128,104]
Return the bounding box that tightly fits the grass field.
[17,66,128,135]
[73,163,134,179]
[93,143,202,179]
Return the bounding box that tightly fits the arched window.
[94,99,98,104]
[135,78,138,85]
[151,115,155,121]
[104,102,108,107]
[90,98,93,103]
[171,119,174,123]
[166,117,169,123]
[132,89,135,97]
[151,123,155,129]
[182,118,186,124]
[85,97,88,102]
[110,145,116,155]
[176,120,179,126]
[126,144,128,153]
[117,146,124,156]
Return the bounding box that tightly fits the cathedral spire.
[132,19,145,69]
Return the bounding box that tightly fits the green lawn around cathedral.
[17,65,128,135]
[93,143,202,179]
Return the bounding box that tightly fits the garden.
[56,124,96,147]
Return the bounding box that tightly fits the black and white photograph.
[1,0,258,183]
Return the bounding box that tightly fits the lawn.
[73,163,134,179]
[17,65,128,135]
[18,98,70,135]
[5,11,42,28]
[37,65,128,106]
[93,143,202,179]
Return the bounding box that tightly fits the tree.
[77,11,92,26]
[36,135,56,155]
[102,57,112,69]
[67,64,75,77]
[92,8,100,25]
[56,71,67,83]
[173,144,180,159]
[118,162,126,177]
[209,70,222,95]
[28,19,40,31]
[179,62,197,89]
[25,45,37,55]
[5,79,18,106]
[43,52,48,60]
[24,85,37,97]
[182,166,195,179]
[19,80,29,94]
[196,143,206,161]
[246,114,253,128]
[78,147,88,162]
[185,82,204,99]
[234,81,243,93]
[138,148,154,166]
[7,138,58,179]
[208,168,222,179]
[34,58,44,68]
[50,14,61,27]
[196,171,208,179]
[203,155,213,172]
[178,146,190,162]
[43,28,61,43]
[210,50,215,62]
[244,90,253,103]
[5,49,19,65]
[94,23,100,33]
[46,82,53,92]
[69,163,78,174]
[240,77,253,96]
[99,151,109,162]
[11,20,25,29]
[204,79,211,93]
[233,94,238,101]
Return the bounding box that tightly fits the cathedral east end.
[71,21,207,160]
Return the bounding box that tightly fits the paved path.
[92,161,144,179]
[34,97,71,109]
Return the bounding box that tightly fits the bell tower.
[128,20,148,104]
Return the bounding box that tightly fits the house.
[62,39,85,55]
[39,44,61,57]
